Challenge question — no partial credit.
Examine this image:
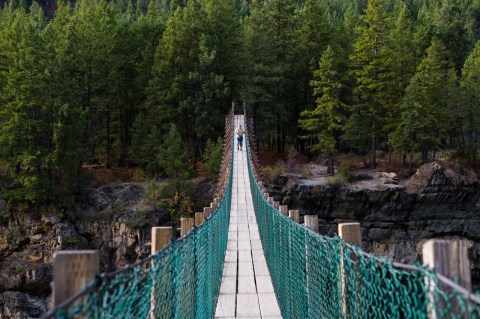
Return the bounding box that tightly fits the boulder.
[0,291,46,319]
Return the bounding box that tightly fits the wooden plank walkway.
[215,115,282,318]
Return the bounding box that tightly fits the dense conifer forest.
[0,0,479,210]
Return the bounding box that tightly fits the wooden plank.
[238,250,253,263]
[222,262,237,277]
[254,261,270,276]
[256,276,275,293]
[215,294,236,318]
[258,293,282,317]
[236,294,261,317]
[237,275,257,294]
[238,262,254,277]
[219,276,237,294]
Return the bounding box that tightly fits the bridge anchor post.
[180,218,195,237]
[338,223,361,318]
[288,210,300,223]
[423,239,472,319]
[52,250,99,308]
[304,215,318,233]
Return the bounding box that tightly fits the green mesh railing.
[244,120,480,318]
[43,122,234,319]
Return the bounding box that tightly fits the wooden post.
[338,223,361,246]
[273,201,280,209]
[151,227,173,318]
[268,197,274,205]
[289,210,300,223]
[152,227,172,254]
[203,207,212,219]
[338,223,361,317]
[195,212,205,227]
[210,201,218,212]
[423,239,471,319]
[180,218,195,237]
[53,250,99,306]
[304,215,318,233]
[279,205,288,216]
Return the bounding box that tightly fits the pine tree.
[294,0,331,117]
[0,8,52,202]
[459,41,480,163]
[384,3,417,152]
[147,1,228,161]
[349,0,392,169]
[203,137,223,182]
[262,0,297,152]
[299,46,344,175]
[432,0,475,71]
[242,0,279,150]
[392,38,457,163]
[158,124,192,224]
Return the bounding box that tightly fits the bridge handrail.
[243,105,480,318]
[42,104,235,319]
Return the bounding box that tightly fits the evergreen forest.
[0,0,479,210]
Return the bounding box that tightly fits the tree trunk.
[328,154,334,176]
[409,152,414,175]
[106,103,111,169]
[371,116,377,169]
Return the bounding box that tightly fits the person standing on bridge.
[235,124,244,151]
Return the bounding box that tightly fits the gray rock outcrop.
[267,161,480,289]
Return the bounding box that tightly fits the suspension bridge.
[43,105,480,319]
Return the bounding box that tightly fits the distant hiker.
[235,124,244,151]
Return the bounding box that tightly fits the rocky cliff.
[267,162,480,289]
[0,180,213,318]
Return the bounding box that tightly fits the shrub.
[325,174,347,186]
[261,161,287,184]
[66,236,80,245]
[131,169,147,182]
[203,137,223,182]
[338,163,354,182]
[15,265,26,273]
[5,225,21,245]
[124,210,149,229]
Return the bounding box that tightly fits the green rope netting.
[46,146,233,319]
[245,140,480,319]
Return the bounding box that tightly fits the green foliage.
[325,174,348,187]
[66,236,80,245]
[145,181,163,209]
[15,265,26,274]
[337,163,355,182]
[458,40,480,163]
[391,38,458,159]
[349,0,392,169]
[166,191,193,225]
[158,124,193,224]
[203,137,223,182]
[299,46,344,175]
[0,0,479,214]
[5,225,22,245]
[123,210,149,229]
[261,162,286,185]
